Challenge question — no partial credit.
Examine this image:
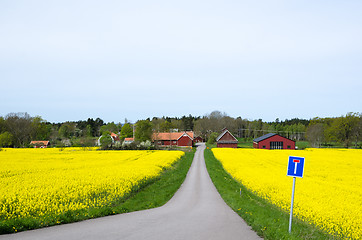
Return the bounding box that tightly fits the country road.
[1,143,261,240]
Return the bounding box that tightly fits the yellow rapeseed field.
[0,148,184,227]
[212,148,362,239]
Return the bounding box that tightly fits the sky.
[1,0,361,123]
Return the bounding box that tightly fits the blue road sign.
[287,156,305,178]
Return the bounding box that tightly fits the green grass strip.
[0,150,195,234]
[204,148,335,240]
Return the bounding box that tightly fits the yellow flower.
[212,148,362,239]
[0,148,184,226]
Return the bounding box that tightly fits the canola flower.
[212,148,362,239]
[0,148,184,225]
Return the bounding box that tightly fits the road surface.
[1,143,261,240]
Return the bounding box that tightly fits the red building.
[110,132,120,142]
[30,141,50,148]
[193,136,204,143]
[152,132,193,147]
[216,129,238,148]
[253,133,295,150]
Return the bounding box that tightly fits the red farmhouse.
[152,132,193,147]
[253,133,295,150]
[30,141,50,148]
[216,129,238,148]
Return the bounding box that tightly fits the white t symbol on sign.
[293,159,300,174]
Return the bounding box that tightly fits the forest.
[0,111,361,149]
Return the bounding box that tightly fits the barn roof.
[216,129,238,142]
[152,132,193,141]
[253,133,294,143]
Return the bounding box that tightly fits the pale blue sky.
[1,0,361,123]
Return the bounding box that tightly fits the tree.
[329,113,360,148]
[99,132,113,148]
[135,120,152,142]
[58,122,75,139]
[235,117,248,138]
[0,117,5,133]
[306,123,324,148]
[86,118,104,137]
[31,116,51,140]
[159,121,176,132]
[120,123,133,139]
[194,116,211,141]
[100,122,119,134]
[84,125,93,137]
[352,114,362,148]
[180,114,196,131]
[4,112,33,147]
[207,132,219,144]
[0,132,13,147]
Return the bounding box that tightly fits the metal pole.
[289,177,296,233]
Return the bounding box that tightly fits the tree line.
[0,111,361,148]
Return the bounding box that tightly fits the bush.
[207,132,219,144]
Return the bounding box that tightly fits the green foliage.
[31,116,51,140]
[3,112,33,147]
[100,122,119,134]
[99,132,113,148]
[328,113,360,148]
[207,132,219,144]
[0,132,13,147]
[0,117,5,133]
[58,123,73,139]
[135,120,152,142]
[307,112,361,148]
[120,123,133,139]
[159,121,176,132]
[84,125,93,137]
[84,118,104,137]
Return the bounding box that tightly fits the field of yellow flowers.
[0,148,184,231]
[212,148,361,239]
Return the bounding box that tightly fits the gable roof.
[216,129,238,142]
[152,132,194,141]
[252,133,296,143]
[178,132,193,141]
[30,141,49,146]
[110,132,120,141]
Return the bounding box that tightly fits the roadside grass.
[204,148,335,240]
[0,150,195,234]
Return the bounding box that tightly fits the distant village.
[0,111,361,149]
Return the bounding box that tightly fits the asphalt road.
[1,143,261,240]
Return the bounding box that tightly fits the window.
[287,145,291,149]
[262,145,266,149]
[270,141,283,149]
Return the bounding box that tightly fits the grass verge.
[204,148,335,240]
[0,150,195,234]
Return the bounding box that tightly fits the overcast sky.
[1,0,361,123]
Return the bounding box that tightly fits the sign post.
[287,156,305,233]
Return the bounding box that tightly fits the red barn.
[253,133,295,150]
[193,136,204,143]
[152,132,193,147]
[216,129,238,148]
